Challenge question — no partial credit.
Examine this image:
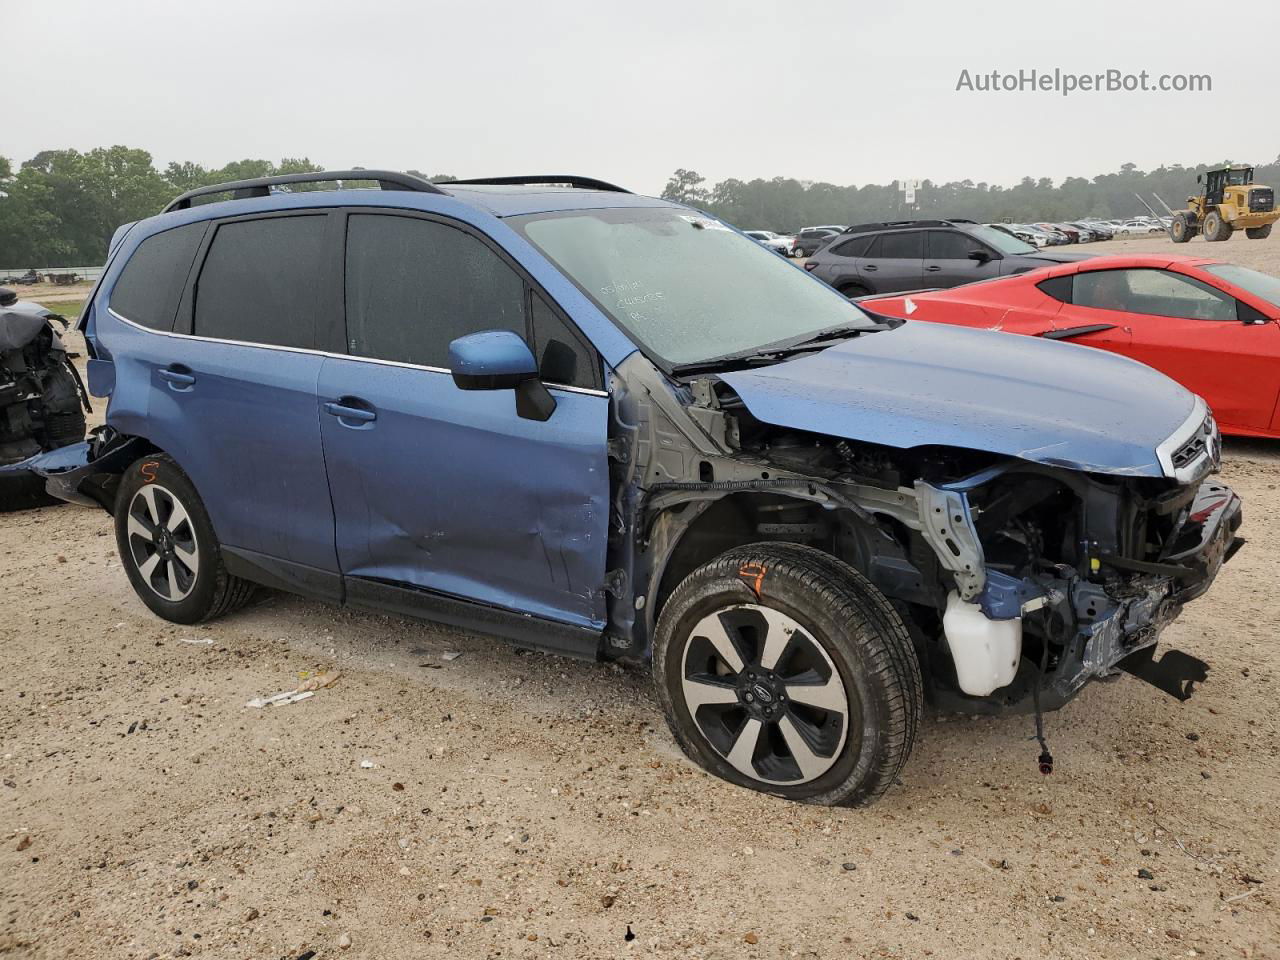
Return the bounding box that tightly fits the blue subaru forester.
[26,172,1241,805]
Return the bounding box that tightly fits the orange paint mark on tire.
[738,562,767,598]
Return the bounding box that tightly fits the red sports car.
[861,254,1280,438]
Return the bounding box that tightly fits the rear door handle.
[863,264,878,272]
[925,265,942,272]
[158,366,196,390]
[324,400,377,425]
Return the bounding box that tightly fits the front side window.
[927,230,986,260]
[194,215,326,348]
[345,214,525,368]
[1074,268,1237,321]
[511,207,876,368]
[966,223,1036,255]
[111,222,207,331]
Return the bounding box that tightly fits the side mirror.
[968,249,994,263]
[1196,174,1202,184]
[448,329,556,421]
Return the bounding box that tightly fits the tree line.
[0,146,453,268]
[662,157,1280,232]
[4,144,1278,266]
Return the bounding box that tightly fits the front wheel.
[114,454,255,624]
[1246,224,1272,240]
[652,544,922,806]
[1202,210,1227,242]
[1171,213,1193,243]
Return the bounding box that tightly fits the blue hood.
[719,322,1195,477]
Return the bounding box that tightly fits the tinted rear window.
[871,231,923,259]
[193,215,326,349]
[110,222,206,331]
[831,235,872,258]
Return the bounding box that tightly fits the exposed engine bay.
[0,288,90,498]
[603,353,1242,722]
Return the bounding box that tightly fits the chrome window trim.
[1155,396,1211,482]
[105,307,609,397]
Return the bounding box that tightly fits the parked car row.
[745,213,1171,262]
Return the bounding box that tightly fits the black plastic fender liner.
[1118,646,1209,701]
[28,431,153,512]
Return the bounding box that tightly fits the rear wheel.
[653,543,922,806]
[114,454,254,624]
[1246,224,1272,240]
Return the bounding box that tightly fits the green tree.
[661,168,709,206]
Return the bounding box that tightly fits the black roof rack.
[840,219,971,235]
[446,175,631,194]
[162,170,445,213]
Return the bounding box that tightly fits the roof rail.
[841,219,959,234]
[447,175,631,194]
[162,170,445,213]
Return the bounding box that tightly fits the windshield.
[969,224,1036,255]
[1203,263,1280,308]
[512,207,877,367]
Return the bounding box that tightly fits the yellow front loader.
[1169,164,1278,243]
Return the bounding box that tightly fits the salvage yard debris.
[245,670,341,708]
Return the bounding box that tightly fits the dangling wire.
[1032,623,1053,775]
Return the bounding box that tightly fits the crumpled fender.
[2,431,151,511]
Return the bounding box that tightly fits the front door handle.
[324,400,377,426]
[158,366,196,390]
[925,265,942,272]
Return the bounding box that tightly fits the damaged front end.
[606,354,1241,718]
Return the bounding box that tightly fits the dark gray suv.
[804,219,1093,297]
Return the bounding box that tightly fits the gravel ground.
[1,232,1278,960]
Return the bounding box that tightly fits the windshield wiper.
[671,322,889,376]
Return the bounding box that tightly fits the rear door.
[857,231,924,294]
[122,211,340,592]
[317,210,610,630]
[923,230,1000,287]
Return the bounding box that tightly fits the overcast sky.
[5,0,1277,195]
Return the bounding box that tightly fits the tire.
[114,454,254,624]
[1202,209,1226,242]
[1171,213,1193,243]
[652,543,922,806]
[1246,224,1272,240]
[837,282,869,299]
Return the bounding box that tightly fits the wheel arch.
[646,491,894,642]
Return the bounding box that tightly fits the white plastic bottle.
[942,591,1022,696]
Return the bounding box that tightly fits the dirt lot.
[2,233,1278,960]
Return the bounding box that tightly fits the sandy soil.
[1,234,1278,960]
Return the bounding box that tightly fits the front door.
[318,210,610,629]
[923,229,1000,287]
